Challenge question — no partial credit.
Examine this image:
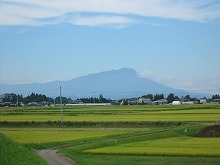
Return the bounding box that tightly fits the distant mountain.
[0,68,209,99]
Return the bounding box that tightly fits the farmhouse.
[153,99,168,105]
[138,98,152,104]
[27,102,40,106]
[200,98,207,104]
[182,101,194,105]
[127,99,138,105]
[211,99,220,104]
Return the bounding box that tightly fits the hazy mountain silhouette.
[0,68,206,99]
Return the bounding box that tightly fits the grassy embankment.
[0,133,48,165]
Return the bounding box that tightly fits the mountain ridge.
[0,68,209,99]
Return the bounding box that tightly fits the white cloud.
[0,0,220,26]
[138,71,153,79]
[156,76,220,94]
[137,70,220,94]
[69,15,134,28]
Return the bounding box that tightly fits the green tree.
[99,94,109,103]
[154,94,164,101]
[2,93,19,104]
[24,93,52,104]
[212,94,220,100]
[174,96,179,100]
[184,95,191,101]
[142,94,153,101]
[167,93,175,103]
[55,97,68,104]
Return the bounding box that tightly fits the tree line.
[0,92,219,106]
[0,93,112,105]
[140,93,197,103]
[76,94,112,104]
[212,94,220,100]
[1,93,53,105]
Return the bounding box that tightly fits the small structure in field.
[172,101,181,105]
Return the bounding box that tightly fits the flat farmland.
[0,128,127,144]
[1,113,220,122]
[85,136,220,157]
[1,104,220,122]
[1,104,220,165]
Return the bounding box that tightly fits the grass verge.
[0,133,48,165]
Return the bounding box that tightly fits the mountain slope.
[0,68,190,99]
[62,68,180,98]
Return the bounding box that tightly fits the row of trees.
[166,93,198,103]
[77,94,112,104]
[141,93,194,104]
[1,93,53,105]
[212,94,220,100]
[0,93,111,105]
[142,94,165,101]
[1,92,219,105]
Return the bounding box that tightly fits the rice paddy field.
[1,104,220,122]
[0,129,127,144]
[1,104,220,165]
[85,136,220,157]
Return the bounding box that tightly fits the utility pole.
[137,91,139,105]
[16,94,19,107]
[60,86,63,123]
[93,92,96,103]
[54,93,56,106]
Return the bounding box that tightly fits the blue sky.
[0,0,220,94]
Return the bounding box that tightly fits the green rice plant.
[85,136,220,157]
[1,104,220,123]
[61,150,220,165]
[1,112,220,122]
[0,133,47,165]
[0,129,126,144]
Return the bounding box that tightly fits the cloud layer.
[138,70,220,94]
[1,0,220,27]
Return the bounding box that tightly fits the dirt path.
[36,149,78,165]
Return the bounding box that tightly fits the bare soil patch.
[197,125,220,137]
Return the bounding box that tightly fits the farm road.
[37,149,78,165]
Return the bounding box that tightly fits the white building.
[172,101,181,105]
[200,99,207,104]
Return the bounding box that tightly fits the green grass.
[0,133,48,165]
